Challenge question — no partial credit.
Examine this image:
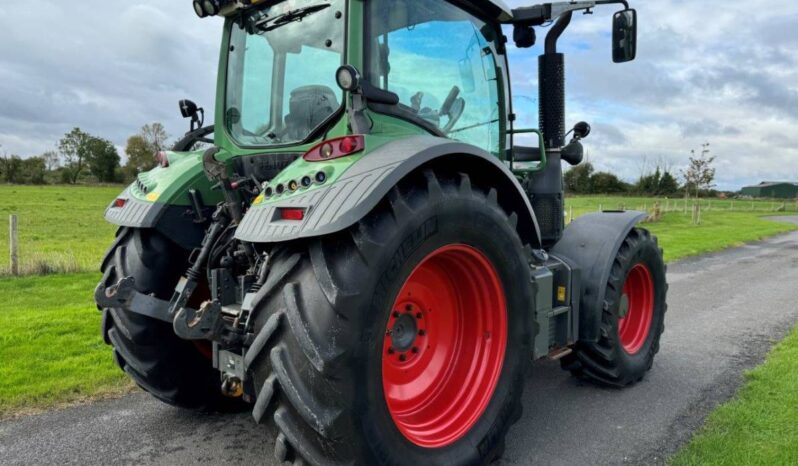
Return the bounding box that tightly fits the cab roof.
[223,0,514,22]
[445,0,514,22]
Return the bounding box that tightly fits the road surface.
[2,217,798,465]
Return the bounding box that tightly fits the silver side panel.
[104,188,164,228]
[236,135,540,243]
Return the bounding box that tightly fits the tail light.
[303,135,365,162]
[279,208,306,221]
[112,198,127,208]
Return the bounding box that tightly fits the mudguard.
[103,150,220,249]
[235,135,542,245]
[549,211,647,343]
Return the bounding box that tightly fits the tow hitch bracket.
[94,277,172,323]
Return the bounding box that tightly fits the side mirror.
[180,99,198,119]
[612,9,637,63]
[179,99,204,132]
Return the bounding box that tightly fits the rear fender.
[235,135,542,248]
[104,150,220,249]
[549,211,647,343]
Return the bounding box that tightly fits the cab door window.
[368,0,503,156]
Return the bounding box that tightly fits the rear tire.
[561,228,667,387]
[244,169,536,465]
[98,228,242,411]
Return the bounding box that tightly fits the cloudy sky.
[1,0,797,190]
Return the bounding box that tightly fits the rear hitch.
[94,277,173,323]
[172,300,226,340]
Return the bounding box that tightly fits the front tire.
[561,228,667,386]
[244,169,536,465]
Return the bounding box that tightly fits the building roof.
[743,181,798,189]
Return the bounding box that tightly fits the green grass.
[627,212,793,263]
[0,273,131,419]
[564,197,798,262]
[671,327,798,466]
[0,185,121,276]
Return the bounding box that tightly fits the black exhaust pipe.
[527,12,572,248]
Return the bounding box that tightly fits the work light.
[336,65,360,92]
[202,0,221,16]
[193,0,207,17]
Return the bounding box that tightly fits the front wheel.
[244,169,536,465]
[562,228,667,386]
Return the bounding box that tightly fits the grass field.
[0,184,796,435]
[1,185,796,277]
[671,327,798,465]
[0,185,121,275]
[0,272,131,419]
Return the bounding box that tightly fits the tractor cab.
[183,0,636,245]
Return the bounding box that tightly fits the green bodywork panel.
[127,149,219,207]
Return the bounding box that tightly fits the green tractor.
[96,0,666,464]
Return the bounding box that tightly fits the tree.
[564,162,595,194]
[0,155,46,184]
[681,143,716,198]
[591,171,627,194]
[41,150,60,171]
[141,122,169,152]
[22,157,47,184]
[86,137,120,183]
[658,171,679,196]
[124,134,157,175]
[58,128,93,184]
[0,155,23,183]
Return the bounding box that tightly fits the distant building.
[740,182,798,199]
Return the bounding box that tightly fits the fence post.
[569,205,574,223]
[10,214,18,276]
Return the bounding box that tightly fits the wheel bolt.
[399,354,407,362]
[418,329,426,336]
[393,311,400,318]
[416,312,423,319]
[412,347,419,354]
[387,347,395,355]
[405,304,413,312]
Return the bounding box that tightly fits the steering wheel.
[440,86,466,134]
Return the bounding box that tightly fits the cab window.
[367,0,503,156]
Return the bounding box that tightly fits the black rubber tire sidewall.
[610,234,667,378]
[355,194,532,465]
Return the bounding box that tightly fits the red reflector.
[279,208,305,221]
[113,198,127,208]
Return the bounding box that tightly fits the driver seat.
[284,85,339,141]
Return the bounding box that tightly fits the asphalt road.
[2,217,798,466]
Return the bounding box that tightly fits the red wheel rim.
[382,244,507,449]
[618,263,654,355]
